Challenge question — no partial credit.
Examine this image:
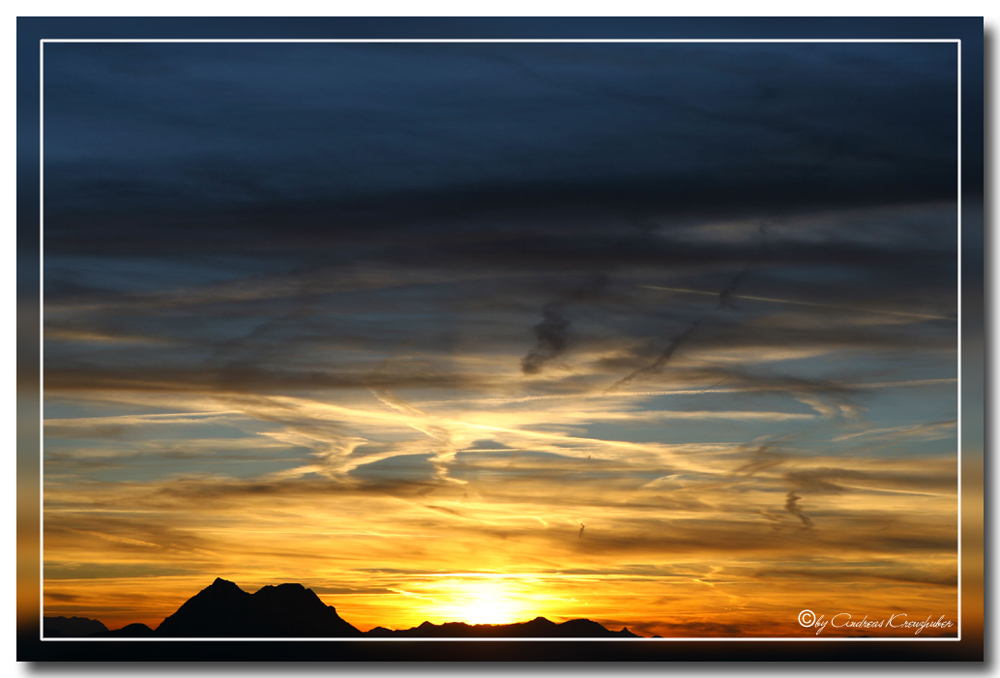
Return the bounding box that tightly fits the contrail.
[607,226,770,390]
[641,285,952,321]
[368,388,467,486]
[717,270,750,310]
[608,320,702,391]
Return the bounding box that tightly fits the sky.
[40,40,959,637]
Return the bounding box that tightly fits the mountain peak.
[76,578,647,639]
[156,578,361,637]
[195,578,248,603]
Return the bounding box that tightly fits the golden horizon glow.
[41,365,960,636]
[419,578,532,626]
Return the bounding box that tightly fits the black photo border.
[15,16,986,662]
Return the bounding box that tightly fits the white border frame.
[38,36,964,644]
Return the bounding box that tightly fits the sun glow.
[429,579,530,626]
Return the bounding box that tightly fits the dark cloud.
[561,515,955,557]
[783,492,814,529]
[43,516,219,558]
[44,563,200,581]
[783,467,956,495]
[43,42,957,259]
[43,592,82,602]
[521,274,610,374]
[754,566,957,588]
[308,585,397,596]
[522,304,572,375]
[44,364,499,394]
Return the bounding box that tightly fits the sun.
[431,579,529,626]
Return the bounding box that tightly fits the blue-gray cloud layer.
[44,42,956,259]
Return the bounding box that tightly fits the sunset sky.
[40,40,959,637]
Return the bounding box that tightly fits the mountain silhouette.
[43,616,108,638]
[50,579,646,638]
[155,578,362,637]
[93,623,155,638]
[366,616,640,638]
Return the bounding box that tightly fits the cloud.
[44,41,959,271]
[610,320,702,389]
[521,274,609,375]
[831,419,957,443]
[608,224,773,390]
[782,492,814,529]
[521,304,572,375]
[754,566,957,588]
[735,441,789,476]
